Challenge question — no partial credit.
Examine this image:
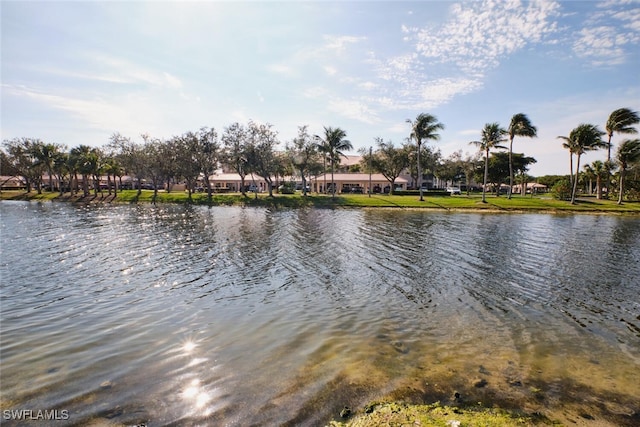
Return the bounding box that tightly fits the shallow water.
[1,201,639,426]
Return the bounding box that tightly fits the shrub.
[551,179,572,200]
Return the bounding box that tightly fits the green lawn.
[2,190,639,213]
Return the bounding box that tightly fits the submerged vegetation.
[328,401,547,427]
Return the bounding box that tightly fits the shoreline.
[2,190,640,215]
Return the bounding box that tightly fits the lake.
[1,201,639,426]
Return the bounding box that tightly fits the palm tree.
[558,124,606,204]
[406,113,444,201]
[320,126,352,199]
[615,138,640,205]
[558,134,577,191]
[584,160,607,199]
[606,108,639,162]
[507,113,537,199]
[470,123,507,203]
[605,108,639,197]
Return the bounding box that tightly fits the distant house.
[312,173,408,194]
[512,182,548,194]
[0,176,26,190]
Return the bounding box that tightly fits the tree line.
[2,108,639,204]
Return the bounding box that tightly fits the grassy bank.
[2,190,640,213]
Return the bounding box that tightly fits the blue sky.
[2,0,639,176]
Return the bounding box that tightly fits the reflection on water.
[1,201,639,426]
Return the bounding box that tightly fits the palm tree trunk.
[618,168,625,205]
[482,148,489,203]
[606,134,613,198]
[331,157,336,199]
[417,142,423,201]
[508,137,514,199]
[571,154,581,204]
[568,152,574,190]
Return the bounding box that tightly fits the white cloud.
[87,53,183,89]
[408,0,561,75]
[572,1,640,66]
[267,63,295,76]
[322,35,367,53]
[327,98,379,125]
[358,81,377,91]
[2,84,159,137]
[323,66,338,76]
[302,86,328,99]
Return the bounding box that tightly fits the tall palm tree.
[615,138,640,205]
[605,108,639,197]
[606,108,639,162]
[558,124,606,204]
[314,136,330,194]
[470,123,507,203]
[507,113,537,199]
[321,126,352,199]
[557,134,577,191]
[406,113,444,201]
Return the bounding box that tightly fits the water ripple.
[1,202,639,426]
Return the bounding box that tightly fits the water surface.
[1,201,639,426]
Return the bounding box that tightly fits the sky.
[1,0,639,176]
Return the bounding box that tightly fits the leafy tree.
[558,124,606,204]
[174,132,203,201]
[360,138,410,195]
[286,125,320,197]
[221,122,250,196]
[507,113,537,199]
[246,121,280,197]
[458,151,483,195]
[141,135,170,203]
[435,151,464,188]
[109,133,145,196]
[194,127,220,201]
[405,142,440,191]
[511,153,537,195]
[2,138,46,193]
[470,123,507,203]
[536,175,567,190]
[406,113,444,200]
[487,152,536,195]
[615,138,640,204]
[319,126,352,198]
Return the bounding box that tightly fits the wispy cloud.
[322,35,367,53]
[74,53,184,89]
[408,0,561,76]
[327,98,379,125]
[572,0,640,66]
[316,0,561,121]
